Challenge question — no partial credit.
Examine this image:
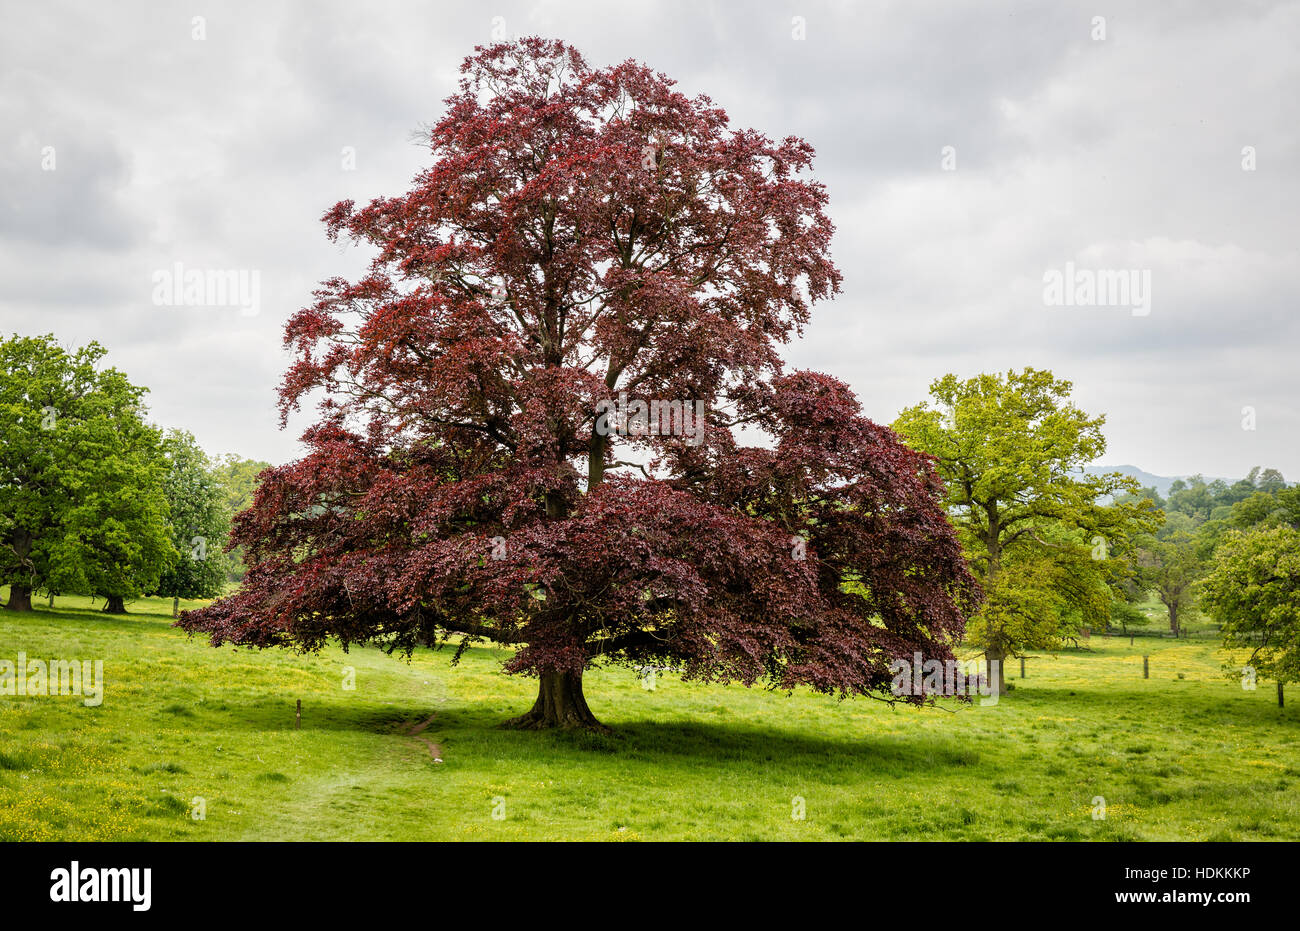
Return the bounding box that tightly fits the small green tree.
[1136,521,1205,635]
[894,368,1159,692]
[209,454,272,582]
[1200,525,1300,700]
[155,430,229,611]
[1165,476,1220,523]
[1109,599,1152,636]
[211,454,271,514]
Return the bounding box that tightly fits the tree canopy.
[893,368,1158,692]
[1201,524,1300,690]
[179,38,978,730]
[154,430,230,601]
[209,453,273,582]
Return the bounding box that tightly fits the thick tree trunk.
[102,595,127,614]
[985,646,1008,695]
[981,533,1009,696]
[5,530,35,612]
[587,429,608,488]
[503,670,610,733]
[5,584,33,612]
[1168,602,1179,635]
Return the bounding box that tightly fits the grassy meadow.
[1,588,1297,841]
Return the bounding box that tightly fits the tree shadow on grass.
[172,691,987,777]
[583,718,982,772]
[163,689,547,740]
[4,605,177,634]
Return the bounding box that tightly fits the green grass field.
[2,589,1297,841]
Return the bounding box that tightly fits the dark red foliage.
[180,38,978,716]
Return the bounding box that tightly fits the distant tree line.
[1117,468,1298,636]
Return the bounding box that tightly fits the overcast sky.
[3,1,1297,479]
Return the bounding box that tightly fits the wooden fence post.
[1143,656,1149,679]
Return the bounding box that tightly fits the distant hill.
[1082,464,1225,497]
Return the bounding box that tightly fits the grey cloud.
[1,0,1296,478]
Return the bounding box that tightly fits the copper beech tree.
[180,38,978,731]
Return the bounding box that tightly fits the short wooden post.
[295,699,302,729]
[1020,656,1026,679]
[1279,682,1285,708]
[48,591,54,607]
[172,596,179,618]
[1143,656,1149,679]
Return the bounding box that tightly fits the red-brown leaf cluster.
[180,38,978,704]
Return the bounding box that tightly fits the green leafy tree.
[1136,528,1204,635]
[1255,468,1287,495]
[894,368,1159,692]
[154,430,229,609]
[1118,484,1165,510]
[1167,467,1289,527]
[0,335,78,610]
[1165,476,1219,523]
[1,334,173,612]
[1109,598,1152,636]
[209,454,272,582]
[1195,472,1295,562]
[1200,525,1300,699]
[211,454,271,514]
[1230,483,1299,531]
[44,406,174,615]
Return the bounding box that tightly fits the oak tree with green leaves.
[1201,524,1300,701]
[0,334,175,613]
[893,368,1159,693]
